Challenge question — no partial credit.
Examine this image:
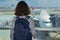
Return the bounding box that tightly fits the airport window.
[0,0,60,28]
[0,0,60,40]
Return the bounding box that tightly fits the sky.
[0,0,60,9]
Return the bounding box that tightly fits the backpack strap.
[25,16,30,20]
[15,16,19,20]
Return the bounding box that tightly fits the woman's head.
[15,1,30,16]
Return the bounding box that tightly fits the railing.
[0,27,10,30]
[0,27,60,32]
[35,28,60,32]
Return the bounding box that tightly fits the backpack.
[13,16,32,40]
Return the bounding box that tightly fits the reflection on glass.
[0,12,15,28]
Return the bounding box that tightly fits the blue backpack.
[14,16,32,40]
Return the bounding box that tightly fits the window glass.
[0,0,60,40]
[0,0,60,28]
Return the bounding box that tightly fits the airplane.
[39,8,53,28]
[30,6,53,28]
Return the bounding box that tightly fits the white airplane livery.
[39,8,53,28]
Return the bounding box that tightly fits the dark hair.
[15,1,30,16]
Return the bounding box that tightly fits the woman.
[10,1,36,40]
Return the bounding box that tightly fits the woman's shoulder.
[28,16,34,21]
